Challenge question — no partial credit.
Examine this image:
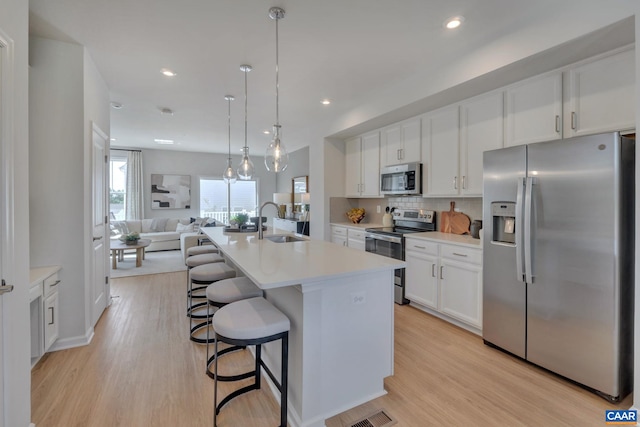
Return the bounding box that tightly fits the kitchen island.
[200,226,404,427]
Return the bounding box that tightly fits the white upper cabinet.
[460,90,504,196]
[505,72,563,147]
[565,47,635,138]
[382,118,421,166]
[422,105,460,196]
[345,136,362,198]
[424,90,504,197]
[345,132,381,198]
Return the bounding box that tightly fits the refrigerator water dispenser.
[491,202,516,244]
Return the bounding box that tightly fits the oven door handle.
[365,233,403,245]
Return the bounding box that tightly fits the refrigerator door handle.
[515,177,526,282]
[524,176,535,284]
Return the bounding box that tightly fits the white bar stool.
[212,297,290,427]
[186,253,225,317]
[188,263,236,343]
[204,277,264,379]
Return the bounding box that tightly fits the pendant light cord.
[227,98,232,161]
[244,65,248,150]
[275,15,279,126]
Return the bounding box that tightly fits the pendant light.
[237,64,255,180]
[222,95,237,184]
[265,6,289,173]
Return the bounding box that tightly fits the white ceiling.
[28,0,636,155]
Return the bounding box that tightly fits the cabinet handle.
[571,112,577,130]
[0,279,13,295]
[452,252,468,257]
[397,149,400,160]
[440,266,444,280]
[48,307,55,325]
[400,148,404,160]
[453,176,457,190]
[462,176,466,190]
[361,183,365,193]
[413,245,426,249]
[431,264,435,277]
[51,280,61,287]
[555,115,560,133]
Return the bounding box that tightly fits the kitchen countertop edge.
[406,231,482,248]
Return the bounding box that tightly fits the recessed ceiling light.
[321,99,331,105]
[444,16,464,29]
[263,130,271,135]
[154,138,174,145]
[110,102,123,109]
[159,107,174,116]
[161,68,177,77]
[110,138,117,142]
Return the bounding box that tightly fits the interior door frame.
[0,25,16,427]
[91,123,109,326]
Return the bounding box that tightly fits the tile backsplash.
[330,196,482,231]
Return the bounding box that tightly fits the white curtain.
[125,151,144,220]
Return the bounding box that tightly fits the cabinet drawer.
[331,226,347,236]
[347,229,365,240]
[44,273,60,296]
[405,239,438,256]
[440,245,482,265]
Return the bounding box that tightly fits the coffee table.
[110,239,151,269]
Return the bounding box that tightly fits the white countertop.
[201,227,405,289]
[406,231,481,248]
[30,265,61,287]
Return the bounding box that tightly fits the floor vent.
[350,409,396,427]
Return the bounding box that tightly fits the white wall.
[634,8,640,413]
[140,148,276,221]
[274,146,310,194]
[29,38,110,346]
[0,0,31,425]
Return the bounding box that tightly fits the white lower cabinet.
[44,290,59,350]
[347,229,366,251]
[331,225,347,246]
[405,238,482,331]
[30,267,61,367]
[331,224,367,250]
[405,240,439,309]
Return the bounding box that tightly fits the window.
[109,156,127,220]
[199,177,257,224]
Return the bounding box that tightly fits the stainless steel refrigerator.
[482,132,634,402]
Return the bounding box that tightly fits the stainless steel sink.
[264,234,307,243]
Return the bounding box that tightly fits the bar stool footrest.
[206,345,249,380]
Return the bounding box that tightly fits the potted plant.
[230,213,249,226]
[123,231,140,245]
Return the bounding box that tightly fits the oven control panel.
[392,209,435,223]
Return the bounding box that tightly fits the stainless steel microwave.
[380,162,422,195]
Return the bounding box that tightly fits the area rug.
[110,250,187,278]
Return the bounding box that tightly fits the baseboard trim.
[48,327,94,352]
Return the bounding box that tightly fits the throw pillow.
[151,217,169,232]
[176,222,195,233]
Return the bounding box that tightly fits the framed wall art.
[151,174,191,209]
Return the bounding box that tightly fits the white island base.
[262,270,394,427]
[200,227,401,427]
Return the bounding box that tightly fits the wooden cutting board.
[440,201,471,235]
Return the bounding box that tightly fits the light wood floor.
[32,271,632,427]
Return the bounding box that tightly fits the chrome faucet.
[258,201,279,239]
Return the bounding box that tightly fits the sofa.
[111,217,213,253]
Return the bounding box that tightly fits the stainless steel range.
[365,209,436,304]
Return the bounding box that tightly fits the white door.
[91,124,109,326]
[0,40,5,427]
